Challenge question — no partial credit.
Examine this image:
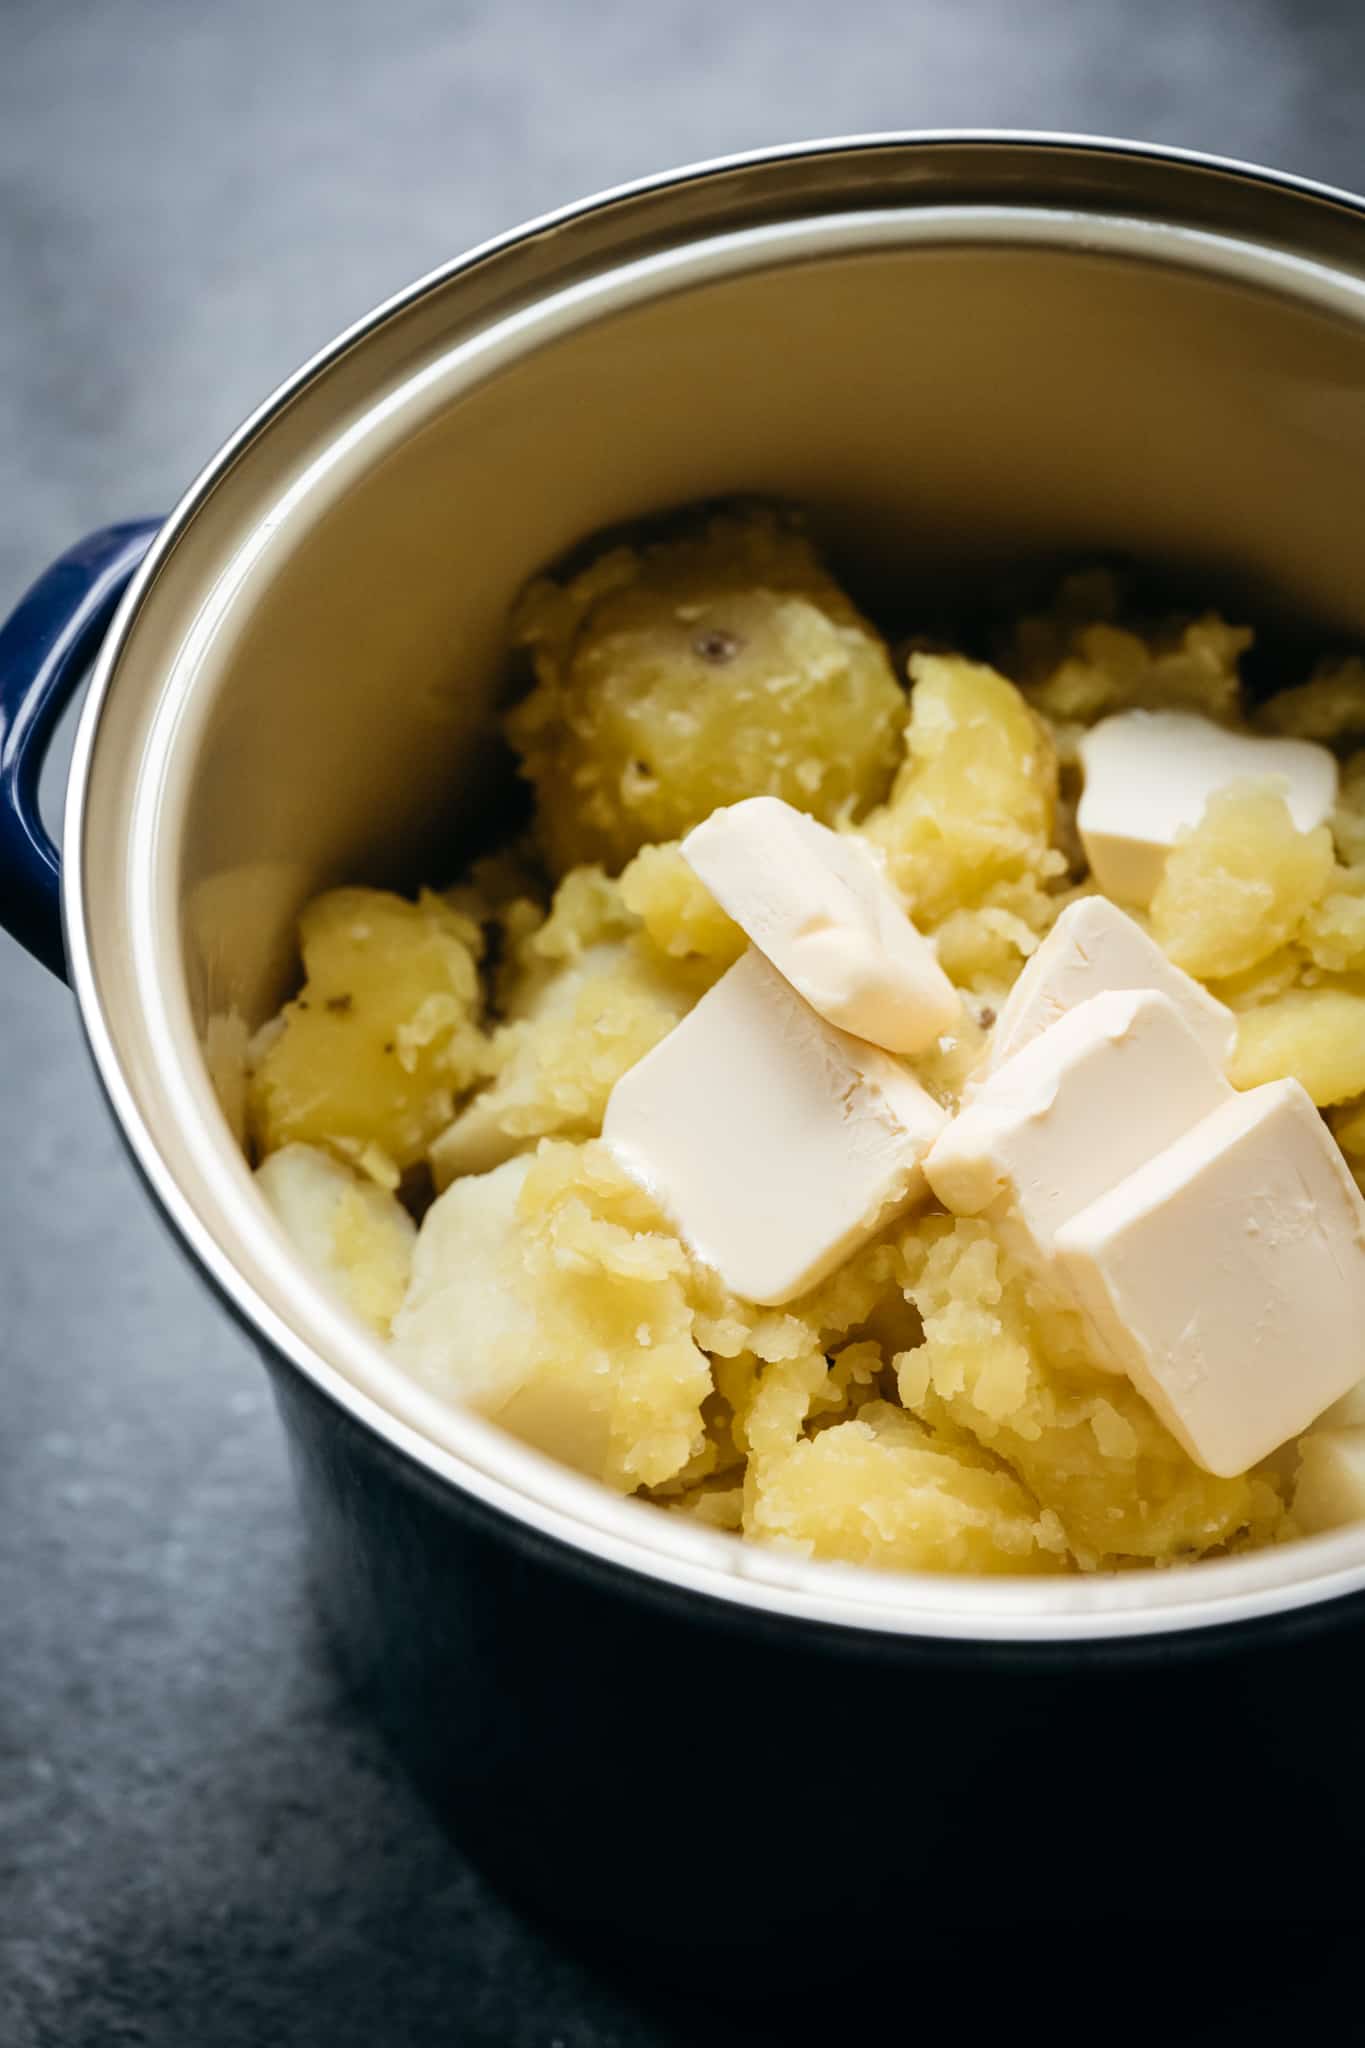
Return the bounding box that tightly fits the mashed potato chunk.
[393,1143,712,1492]
[256,1142,415,1334]
[892,1218,1282,1567]
[1258,657,1365,744]
[1010,569,1250,725]
[1230,984,1365,1105]
[508,507,904,873]
[1149,786,1334,981]
[248,887,488,1179]
[742,1357,1066,1574]
[428,865,732,1185]
[862,653,1064,1001]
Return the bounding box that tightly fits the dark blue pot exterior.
[267,1350,1365,1950]
[0,522,159,978]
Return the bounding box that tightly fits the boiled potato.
[862,653,1062,979]
[1292,1426,1365,1534]
[391,1154,553,1414]
[507,507,904,873]
[743,1358,1065,1574]
[255,1142,415,1334]
[1331,751,1365,863]
[248,887,488,1178]
[1258,657,1365,744]
[1230,983,1365,1105]
[1149,786,1334,981]
[428,938,697,1183]
[618,840,744,964]
[428,864,726,1184]
[1010,569,1250,724]
[1302,867,1365,974]
[392,1144,713,1492]
[893,1217,1283,1566]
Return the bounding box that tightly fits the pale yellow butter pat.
[681,795,959,1054]
[1078,709,1338,905]
[1057,1080,1365,1477]
[604,945,945,1305]
[926,990,1231,1299]
[984,896,1235,1075]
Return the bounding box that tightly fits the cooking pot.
[6,134,1365,1951]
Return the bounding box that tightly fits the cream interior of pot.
[68,144,1365,1638]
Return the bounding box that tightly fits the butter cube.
[681,796,959,1054]
[926,990,1231,1281]
[604,945,945,1305]
[1078,710,1338,905]
[1293,1427,1365,1535]
[1056,1080,1365,1476]
[985,897,1235,1076]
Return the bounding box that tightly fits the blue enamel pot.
[7,135,1365,1957]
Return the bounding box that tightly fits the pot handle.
[0,520,161,981]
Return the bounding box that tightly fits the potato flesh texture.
[392,1144,712,1493]
[892,1218,1283,1566]
[430,938,699,1182]
[619,841,745,965]
[1148,787,1334,982]
[1293,1426,1365,1533]
[1147,776,1365,1105]
[1231,984,1365,1106]
[1003,568,1252,727]
[249,888,487,1174]
[1021,616,1250,726]
[1258,659,1365,744]
[1330,752,1365,864]
[428,861,736,1184]
[255,1142,415,1335]
[508,512,904,874]
[740,1352,1065,1574]
[862,656,1064,1002]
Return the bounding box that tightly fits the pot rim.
[62,127,1365,1647]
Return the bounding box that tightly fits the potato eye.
[693,628,742,665]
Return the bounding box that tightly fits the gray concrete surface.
[2,2,1363,2041]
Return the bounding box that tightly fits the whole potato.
[508,507,904,873]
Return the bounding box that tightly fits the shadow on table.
[36,1881,1355,2048]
